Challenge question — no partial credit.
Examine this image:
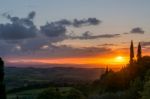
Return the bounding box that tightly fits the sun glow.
[7,55,129,68]
[114,56,127,64]
[116,56,124,61]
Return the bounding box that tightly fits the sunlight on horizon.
[6,55,129,69]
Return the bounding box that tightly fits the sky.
[0,0,150,68]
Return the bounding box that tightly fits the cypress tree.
[130,40,134,64]
[0,57,6,99]
[105,66,109,74]
[137,42,142,61]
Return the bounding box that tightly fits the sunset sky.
[0,0,150,68]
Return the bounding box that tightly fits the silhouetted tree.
[105,66,109,74]
[130,40,134,64]
[0,57,6,99]
[141,79,150,99]
[137,42,142,62]
[100,66,110,79]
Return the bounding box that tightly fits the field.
[5,67,104,90]
[7,87,74,99]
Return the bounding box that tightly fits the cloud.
[19,37,50,51]
[72,18,101,27]
[45,45,111,58]
[1,11,101,42]
[18,45,111,58]
[28,11,36,19]
[40,18,101,42]
[0,11,108,59]
[130,27,144,34]
[0,40,25,56]
[98,43,117,46]
[53,18,101,27]
[0,11,37,40]
[55,19,72,26]
[123,32,129,35]
[141,42,150,47]
[69,31,120,40]
[40,23,67,42]
[0,38,111,58]
[40,23,67,38]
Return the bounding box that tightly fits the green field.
[7,87,72,99]
[7,88,49,99]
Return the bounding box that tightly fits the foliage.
[97,92,118,99]
[75,84,92,97]
[137,42,142,61]
[140,69,150,99]
[95,56,150,99]
[66,88,85,99]
[37,87,85,99]
[130,40,134,64]
[37,87,61,99]
[0,57,7,99]
[141,80,150,99]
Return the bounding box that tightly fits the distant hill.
[5,66,105,90]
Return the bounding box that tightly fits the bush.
[141,80,150,99]
[66,88,85,99]
[37,87,85,99]
[37,87,61,99]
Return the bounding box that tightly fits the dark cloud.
[123,32,129,35]
[73,18,101,27]
[55,19,72,26]
[0,39,111,58]
[94,34,120,38]
[0,40,24,56]
[28,11,36,19]
[0,11,37,40]
[40,18,101,41]
[0,24,37,40]
[18,45,111,58]
[130,27,144,34]
[44,45,111,58]
[87,18,100,25]
[19,37,50,51]
[0,37,53,57]
[53,18,100,27]
[46,18,101,28]
[40,23,66,37]
[141,42,150,47]
[0,11,106,59]
[40,23,67,42]
[1,11,101,41]
[98,43,117,46]
[70,31,120,40]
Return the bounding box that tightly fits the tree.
[141,69,150,99]
[37,87,85,99]
[37,87,61,99]
[66,88,85,99]
[105,66,109,74]
[137,42,142,62]
[101,92,118,99]
[0,57,6,99]
[130,40,134,64]
[141,80,150,99]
